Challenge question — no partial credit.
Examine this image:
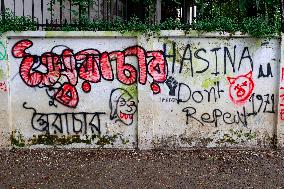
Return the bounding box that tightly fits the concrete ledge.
[5,30,280,38]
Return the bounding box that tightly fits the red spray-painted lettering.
[12,40,167,108]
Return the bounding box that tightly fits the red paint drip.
[82,81,91,93]
[151,82,160,94]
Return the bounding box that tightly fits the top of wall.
[4,30,281,39]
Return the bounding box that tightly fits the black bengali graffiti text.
[23,102,105,135]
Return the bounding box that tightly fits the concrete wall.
[0,31,282,149]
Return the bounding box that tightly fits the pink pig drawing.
[227,71,255,105]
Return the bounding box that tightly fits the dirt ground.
[0,148,283,189]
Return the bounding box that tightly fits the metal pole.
[50,0,53,22]
[125,0,128,20]
[41,0,44,30]
[88,0,90,19]
[116,0,118,17]
[22,0,25,16]
[13,0,16,16]
[32,0,35,20]
[69,0,72,23]
[79,2,82,20]
[60,0,63,25]
[1,0,5,20]
[281,0,284,32]
[238,0,240,24]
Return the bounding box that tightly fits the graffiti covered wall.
[8,35,144,148]
[0,31,282,148]
[138,35,279,148]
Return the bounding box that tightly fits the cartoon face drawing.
[227,71,255,105]
[110,88,137,125]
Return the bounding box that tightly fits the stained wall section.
[8,34,139,148]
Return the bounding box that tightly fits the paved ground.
[0,148,283,188]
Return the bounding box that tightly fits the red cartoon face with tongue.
[227,71,255,105]
[110,88,137,125]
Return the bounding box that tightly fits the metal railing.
[0,0,130,30]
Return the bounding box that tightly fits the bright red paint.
[151,82,161,94]
[12,40,168,108]
[227,71,255,105]
[82,81,91,93]
[54,83,78,108]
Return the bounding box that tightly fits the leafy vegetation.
[0,11,36,34]
[45,15,279,37]
[0,0,282,37]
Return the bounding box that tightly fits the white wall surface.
[0,31,281,149]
